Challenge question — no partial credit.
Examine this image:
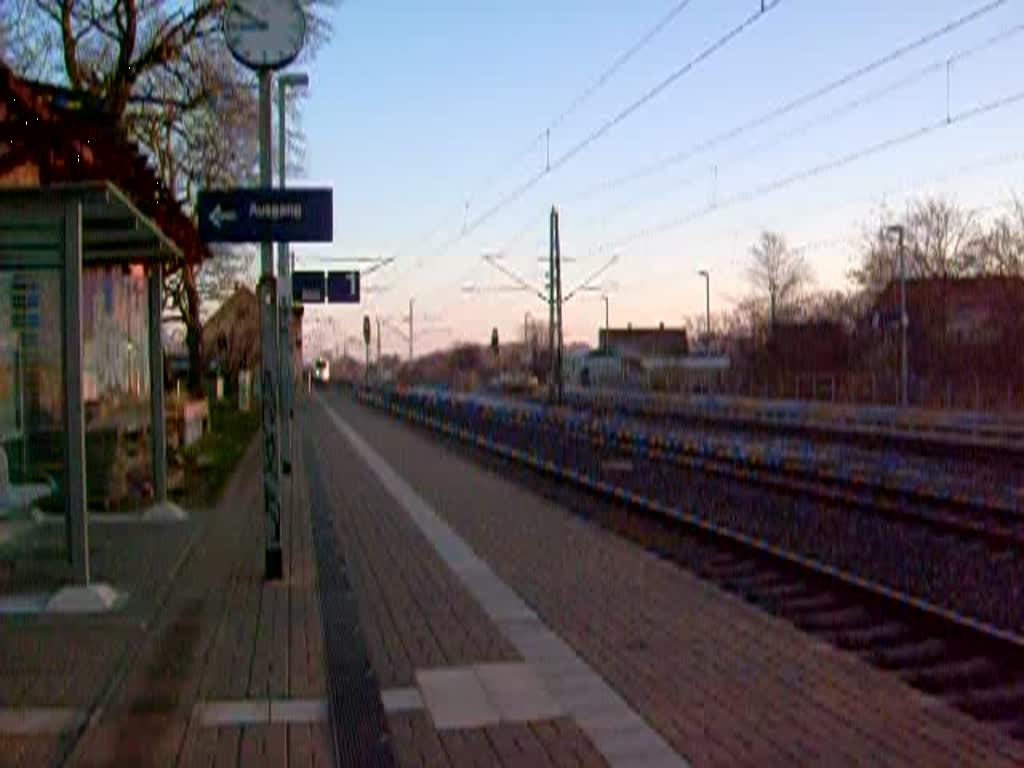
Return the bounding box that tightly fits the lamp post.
[602,295,610,352]
[276,71,308,475]
[885,225,909,407]
[698,270,710,354]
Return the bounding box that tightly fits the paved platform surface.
[309,388,1024,768]
[301,395,615,768]
[0,440,331,768]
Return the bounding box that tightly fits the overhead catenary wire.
[548,0,699,135]
[465,0,701,210]
[497,0,1009,265]
[578,0,1011,202]
[587,88,1024,259]
[428,0,786,266]
[573,22,1024,234]
[389,0,703,275]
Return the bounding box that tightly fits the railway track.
[432,390,1024,547]
[356,387,1024,743]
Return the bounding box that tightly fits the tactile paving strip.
[305,432,397,768]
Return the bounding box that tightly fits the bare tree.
[4,0,334,390]
[906,197,981,278]
[976,196,1024,278]
[852,197,982,299]
[748,231,812,328]
[794,289,864,331]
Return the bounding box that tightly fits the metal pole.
[554,208,564,405]
[148,262,167,503]
[63,199,88,584]
[698,270,710,354]
[409,298,414,361]
[258,69,282,580]
[548,208,556,403]
[899,229,909,407]
[376,316,381,365]
[705,275,710,351]
[277,80,293,474]
[598,296,606,354]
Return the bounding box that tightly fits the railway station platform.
[300,389,1024,768]
[1,388,1022,766]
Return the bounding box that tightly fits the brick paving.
[320,389,1024,768]
[0,435,332,768]
[300,404,609,768]
[0,477,204,767]
[69,439,331,768]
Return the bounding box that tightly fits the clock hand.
[229,3,268,28]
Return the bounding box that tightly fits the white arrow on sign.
[209,204,239,229]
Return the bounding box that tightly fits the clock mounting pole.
[257,66,284,581]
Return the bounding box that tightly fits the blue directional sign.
[197,188,333,243]
[327,271,360,304]
[293,272,326,304]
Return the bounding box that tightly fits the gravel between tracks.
[374,392,1024,636]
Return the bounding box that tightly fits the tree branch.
[58,0,84,87]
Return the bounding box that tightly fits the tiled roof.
[0,61,208,264]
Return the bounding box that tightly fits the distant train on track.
[312,356,331,385]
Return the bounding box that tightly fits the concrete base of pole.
[45,584,120,614]
[141,501,189,522]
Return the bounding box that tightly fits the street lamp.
[601,295,610,352]
[698,270,710,354]
[885,225,909,407]
[276,70,308,476]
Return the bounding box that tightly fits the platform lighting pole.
[886,225,909,407]
[698,269,710,354]
[602,295,609,351]
[277,72,308,476]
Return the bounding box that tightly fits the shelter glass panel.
[0,269,64,514]
[82,263,152,512]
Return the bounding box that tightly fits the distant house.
[203,286,259,381]
[769,321,851,373]
[202,285,304,387]
[599,324,689,358]
[866,276,1024,382]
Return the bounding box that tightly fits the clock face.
[223,0,306,71]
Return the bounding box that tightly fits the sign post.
[363,315,371,386]
[256,70,283,580]
[219,0,312,581]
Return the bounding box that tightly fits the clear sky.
[289,0,1024,359]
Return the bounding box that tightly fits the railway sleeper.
[901,656,1004,693]
[775,592,838,614]
[695,555,756,576]
[790,606,875,632]
[949,679,1024,721]
[753,581,810,600]
[869,637,949,669]
[718,570,789,593]
[819,621,909,651]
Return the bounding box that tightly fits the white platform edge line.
[315,394,689,768]
[0,707,86,735]
[195,698,327,727]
